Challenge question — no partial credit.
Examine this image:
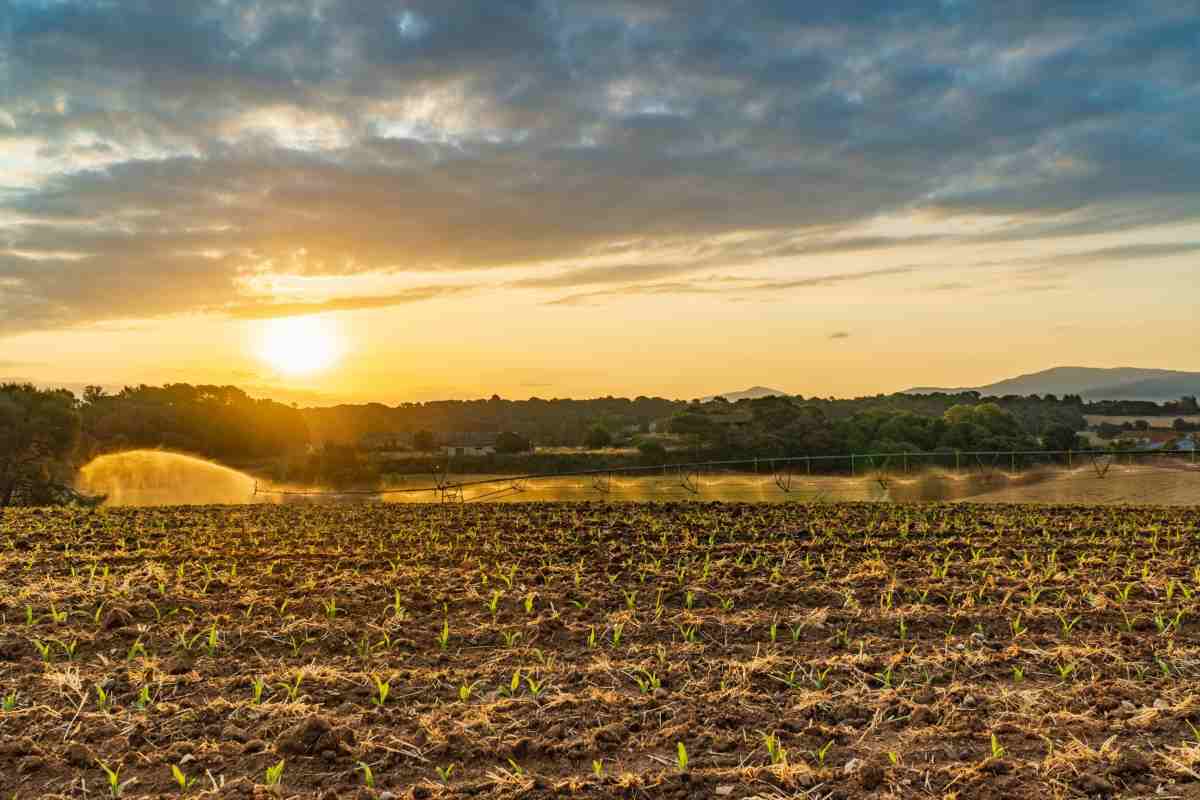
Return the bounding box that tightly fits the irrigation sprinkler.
[863,454,893,492]
[244,446,1195,504]
[591,472,613,494]
[1089,452,1115,479]
[772,462,793,493]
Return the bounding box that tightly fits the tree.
[412,430,435,451]
[0,384,81,507]
[637,439,667,464]
[495,431,532,454]
[1042,423,1081,452]
[584,425,613,449]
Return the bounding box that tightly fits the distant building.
[443,443,496,456]
[1138,429,1179,445]
[359,433,406,451]
[441,432,498,456]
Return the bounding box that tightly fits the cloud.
[829,331,851,340]
[548,265,917,305]
[1,1,1198,332]
[223,286,472,319]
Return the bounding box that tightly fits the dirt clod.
[1074,774,1116,796]
[277,715,347,757]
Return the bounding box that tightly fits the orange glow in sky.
[256,316,343,376]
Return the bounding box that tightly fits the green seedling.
[371,676,390,706]
[762,732,787,765]
[502,668,522,697]
[435,764,455,783]
[204,624,219,656]
[990,733,1005,759]
[59,638,79,661]
[633,669,661,694]
[676,742,689,772]
[436,620,450,649]
[31,639,52,662]
[265,759,285,786]
[97,760,134,797]
[170,763,197,792]
[278,672,303,702]
[251,676,265,704]
[356,761,375,788]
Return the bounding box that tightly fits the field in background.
[1085,415,1200,427]
[4,503,1200,798]
[77,451,1200,507]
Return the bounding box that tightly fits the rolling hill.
[703,386,789,402]
[906,367,1200,401]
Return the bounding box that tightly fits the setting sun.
[256,316,342,375]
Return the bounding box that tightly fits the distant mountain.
[703,386,788,402]
[906,367,1200,402]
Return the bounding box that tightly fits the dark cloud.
[829,331,851,340]
[1,0,1197,333]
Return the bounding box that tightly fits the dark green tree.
[637,439,668,464]
[1042,423,1081,452]
[495,431,532,454]
[584,425,613,449]
[412,430,436,451]
[0,384,81,507]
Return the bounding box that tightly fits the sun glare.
[256,316,342,375]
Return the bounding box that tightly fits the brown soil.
[2,502,1200,799]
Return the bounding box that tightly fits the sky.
[1,1,1198,405]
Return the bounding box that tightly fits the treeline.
[79,384,309,462]
[1087,397,1199,417]
[5,380,1198,505]
[667,395,1081,460]
[302,396,683,447]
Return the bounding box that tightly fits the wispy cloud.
[223,286,472,320]
[548,266,918,305]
